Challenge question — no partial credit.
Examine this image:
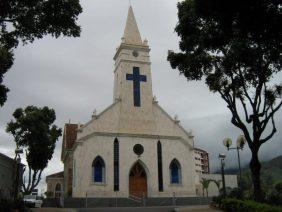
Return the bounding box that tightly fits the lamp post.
[219,153,226,197]
[14,147,23,200]
[223,135,246,181]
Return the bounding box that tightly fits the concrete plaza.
[32,205,221,212]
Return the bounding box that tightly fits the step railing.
[128,192,146,206]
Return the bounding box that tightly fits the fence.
[50,191,213,208]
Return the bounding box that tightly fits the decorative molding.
[113,43,150,60]
[114,59,151,73]
[78,131,182,141]
[73,131,193,151]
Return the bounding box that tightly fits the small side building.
[46,172,64,198]
[45,123,78,198]
[0,152,24,199]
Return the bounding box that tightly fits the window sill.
[91,182,107,186]
[169,183,183,187]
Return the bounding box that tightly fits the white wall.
[72,135,196,197]
[197,173,238,197]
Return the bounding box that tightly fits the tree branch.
[26,165,32,192]
[238,67,254,108]
[260,111,277,144]
[259,83,267,117]
[31,170,38,190]
[239,94,251,123]
[261,100,282,132]
[21,167,27,192]
[219,88,253,147]
[32,170,43,190]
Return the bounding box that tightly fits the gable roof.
[46,171,64,179]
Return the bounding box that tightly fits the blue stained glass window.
[157,141,163,191]
[92,156,105,183]
[114,138,119,191]
[170,159,181,184]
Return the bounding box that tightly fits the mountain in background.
[214,155,282,192]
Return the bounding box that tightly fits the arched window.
[55,183,62,198]
[169,159,181,184]
[92,156,105,183]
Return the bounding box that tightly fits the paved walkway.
[32,205,221,212]
[174,205,221,212]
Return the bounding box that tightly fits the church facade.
[58,6,197,198]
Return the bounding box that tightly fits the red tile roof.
[64,123,78,150]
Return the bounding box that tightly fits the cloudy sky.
[1,0,281,192]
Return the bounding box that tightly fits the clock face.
[132,50,139,57]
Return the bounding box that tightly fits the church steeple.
[113,5,153,119]
[122,6,143,45]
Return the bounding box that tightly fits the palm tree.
[200,178,211,197]
[211,179,222,194]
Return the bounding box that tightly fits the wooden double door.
[129,162,147,198]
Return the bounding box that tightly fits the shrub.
[44,191,54,198]
[221,198,282,212]
[266,193,282,206]
[212,195,225,205]
[228,188,244,199]
[275,182,282,193]
[0,199,29,212]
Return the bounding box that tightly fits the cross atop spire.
[122,6,142,45]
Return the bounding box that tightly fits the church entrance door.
[129,162,147,198]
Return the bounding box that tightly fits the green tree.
[6,106,62,194]
[200,178,211,197]
[44,191,54,198]
[0,0,82,106]
[240,172,253,197]
[168,0,281,202]
[275,182,282,193]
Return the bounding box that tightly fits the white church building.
[49,6,200,199]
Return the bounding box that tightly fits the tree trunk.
[250,149,263,202]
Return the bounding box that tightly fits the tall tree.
[0,0,82,106]
[168,0,281,202]
[6,106,62,194]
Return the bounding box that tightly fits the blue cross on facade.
[126,67,147,107]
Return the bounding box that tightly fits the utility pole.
[219,153,226,197]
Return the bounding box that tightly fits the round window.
[133,144,144,156]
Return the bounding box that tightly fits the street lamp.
[223,135,246,181]
[219,153,226,197]
[14,147,23,200]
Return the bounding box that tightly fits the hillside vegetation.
[241,156,282,194]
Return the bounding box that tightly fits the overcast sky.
[0,0,281,193]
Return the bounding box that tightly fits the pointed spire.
[122,6,142,45]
